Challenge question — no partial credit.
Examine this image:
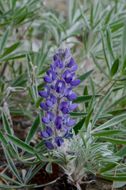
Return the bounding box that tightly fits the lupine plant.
[1,0,126,190]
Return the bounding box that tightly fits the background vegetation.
[1,0,126,189]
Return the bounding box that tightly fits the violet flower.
[39,48,80,149]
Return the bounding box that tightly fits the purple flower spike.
[39,48,80,149]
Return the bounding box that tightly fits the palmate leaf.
[73,117,85,134]
[1,41,20,57]
[0,51,27,62]
[78,69,93,82]
[7,134,35,155]
[25,115,40,144]
[2,111,19,154]
[0,131,19,159]
[24,162,46,183]
[106,28,115,61]
[102,174,126,182]
[0,29,9,54]
[0,131,8,145]
[99,137,126,145]
[93,90,111,124]
[100,163,116,173]
[92,113,126,132]
[110,58,119,76]
[91,53,109,78]
[68,0,78,24]
[101,31,111,72]
[74,95,100,103]
[0,173,21,185]
[116,146,126,157]
[122,23,126,69]
[93,129,121,137]
[11,73,27,87]
[2,112,13,135]
[3,146,23,183]
[105,95,126,112]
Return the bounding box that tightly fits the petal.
[64,48,71,59]
[71,64,78,72]
[62,107,69,114]
[47,69,57,80]
[47,111,54,121]
[60,101,68,107]
[55,136,64,147]
[60,101,69,114]
[46,100,53,107]
[38,91,46,97]
[55,116,62,129]
[67,91,77,101]
[64,130,73,138]
[67,58,75,68]
[46,126,53,136]
[41,130,49,138]
[40,102,48,111]
[69,103,78,111]
[56,59,64,68]
[70,79,80,86]
[55,80,65,93]
[53,54,58,61]
[39,86,50,98]
[50,94,57,104]
[66,118,76,127]
[44,76,52,83]
[62,70,73,83]
[45,141,54,149]
[42,117,50,124]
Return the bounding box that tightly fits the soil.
[31,165,126,190]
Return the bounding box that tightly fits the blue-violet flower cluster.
[38,48,80,149]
